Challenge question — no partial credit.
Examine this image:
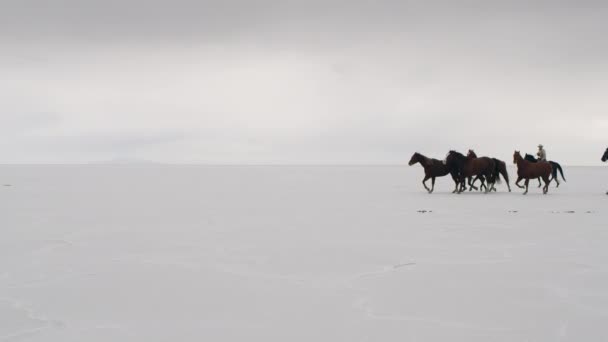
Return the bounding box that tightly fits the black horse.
[409,152,460,193]
[524,154,566,187]
[602,148,608,195]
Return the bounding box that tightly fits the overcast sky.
[1,0,607,164]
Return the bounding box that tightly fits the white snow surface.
[1,165,607,341]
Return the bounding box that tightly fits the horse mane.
[411,152,431,166]
[513,151,526,163]
[417,152,431,165]
[449,150,466,159]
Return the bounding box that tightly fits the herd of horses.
[409,150,567,195]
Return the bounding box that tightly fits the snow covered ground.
[1,165,607,341]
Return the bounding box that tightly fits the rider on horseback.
[537,144,547,162]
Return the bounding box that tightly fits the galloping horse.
[446,151,496,193]
[602,148,608,195]
[524,154,566,188]
[468,150,511,192]
[513,151,552,195]
[408,152,460,193]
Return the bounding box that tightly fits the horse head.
[513,151,522,164]
[467,149,477,159]
[446,151,467,171]
[408,152,420,166]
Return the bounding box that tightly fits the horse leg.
[543,175,550,194]
[484,172,492,194]
[523,179,529,195]
[452,178,461,194]
[430,177,436,194]
[468,177,478,191]
[485,174,496,192]
[450,173,460,193]
[515,176,525,189]
[422,175,431,192]
[472,175,485,192]
[537,178,542,188]
[459,176,468,193]
[488,175,497,192]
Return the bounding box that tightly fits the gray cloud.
[1,1,607,164]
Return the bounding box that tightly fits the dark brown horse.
[446,151,496,193]
[513,151,552,195]
[409,152,459,193]
[468,150,511,192]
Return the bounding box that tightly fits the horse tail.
[499,160,509,184]
[492,159,502,184]
[555,163,566,182]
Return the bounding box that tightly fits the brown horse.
[513,151,552,195]
[446,151,496,193]
[468,150,511,192]
[524,154,566,188]
[409,152,459,193]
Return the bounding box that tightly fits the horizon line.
[0,163,605,167]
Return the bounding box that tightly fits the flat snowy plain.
[2,165,607,341]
